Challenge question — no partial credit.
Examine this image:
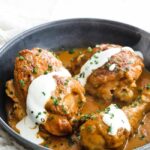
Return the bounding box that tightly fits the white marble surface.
[0,0,150,149]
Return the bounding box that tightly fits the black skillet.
[0,19,150,150]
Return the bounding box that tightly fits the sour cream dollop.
[76,46,143,86]
[102,104,131,135]
[16,67,71,144]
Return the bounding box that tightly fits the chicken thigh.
[6,48,86,136]
[72,44,144,103]
[80,92,149,149]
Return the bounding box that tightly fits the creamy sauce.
[16,116,43,144]
[16,67,71,144]
[76,47,140,86]
[102,104,131,135]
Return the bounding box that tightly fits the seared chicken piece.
[72,44,144,102]
[44,75,85,136]
[6,48,85,136]
[14,48,62,107]
[80,95,149,149]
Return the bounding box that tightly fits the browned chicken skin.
[80,89,150,150]
[71,44,144,103]
[14,48,62,108]
[6,48,86,136]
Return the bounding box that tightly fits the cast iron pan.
[0,19,150,150]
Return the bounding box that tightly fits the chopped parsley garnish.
[79,72,85,78]
[62,105,67,114]
[79,51,82,54]
[87,125,93,132]
[70,58,75,62]
[69,49,75,54]
[105,63,111,69]
[38,112,42,115]
[44,144,49,148]
[18,55,25,60]
[48,65,52,71]
[19,80,25,87]
[42,91,46,96]
[43,111,47,114]
[108,125,112,133]
[64,79,69,86]
[32,67,38,74]
[80,114,91,121]
[94,60,99,64]
[137,96,142,103]
[51,96,59,106]
[104,107,110,114]
[87,47,93,52]
[146,83,150,90]
[35,112,43,119]
[44,70,48,74]
[140,135,145,140]
[94,55,98,59]
[131,102,138,108]
[31,111,34,114]
[110,113,114,119]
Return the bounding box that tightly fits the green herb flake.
[64,79,69,86]
[62,105,67,114]
[38,112,42,115]
[19,80,25,87]
[43,111,47,114]
[87,125,93,132]
[48,65,52,71]
[70,58,75,62]
[110,113,114,119]
[79,51,82,55]
[44,70,49,75]
[18,55,25,60]
[140,135,145,140]
[94,60,99,64]
[32,67,38,74]
[79,72,85,78]
[108,125,112,133]
[42,91,46,96]
[44,144,49,148]
[87,47,93,52]
[69,49,75,54]
[146,83,150,90]
[80,114,91,121]
[94,55,98,59]
[51,96,59,106]
[104,107,110,114]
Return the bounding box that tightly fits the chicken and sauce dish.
[5,44,150,150]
